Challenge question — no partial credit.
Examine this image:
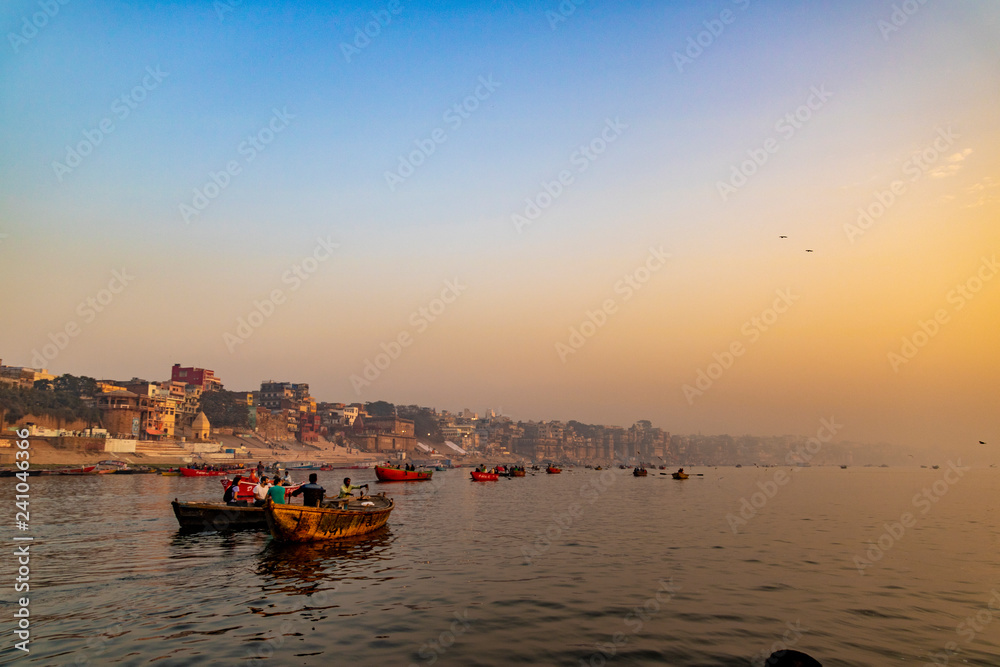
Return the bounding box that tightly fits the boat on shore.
[171,499,267,531]
[546,466,561,474]
[264,494,394,542]
[470,471,499,481]
[374,465,433,482]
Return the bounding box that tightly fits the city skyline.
[2,1,998,452]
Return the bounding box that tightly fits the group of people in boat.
[384,461,419,472]
[223,473,369,508]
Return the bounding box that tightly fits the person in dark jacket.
[290,473,326,507]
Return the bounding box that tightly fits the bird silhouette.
[779,235,787,238]
[805,249,813,252]
[980,440,987,444]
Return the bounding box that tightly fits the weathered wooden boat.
[470,471,499,481]
[546,466,561,474]
[264,494,394,542]
[171,499,268,531]
[671,472,689,480]
[374,465,433,482]
[633,468,648,477]
[510,469,526,477]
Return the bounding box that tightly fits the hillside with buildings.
[0,358,905,467]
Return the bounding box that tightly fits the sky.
[1,0,998,452]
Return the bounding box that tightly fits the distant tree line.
[0,374,100,427]
[199,390,251,428]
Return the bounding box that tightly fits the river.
[2,465,998,666]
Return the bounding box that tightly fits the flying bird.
[980,440,986,444]
[805,249,814,252]
[779,235,787,238]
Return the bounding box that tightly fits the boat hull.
[510,470,526,477]
[546,468,561,474]
[375,466,433,482]
[470,471,499,481]
[180,468,231,477]
[264,495,394,542]
[633,469,648,477]
[171,500,267,531]
[671,473,689,480]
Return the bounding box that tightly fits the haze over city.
[2,0,998,454]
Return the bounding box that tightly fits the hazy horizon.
[2,1,997,453]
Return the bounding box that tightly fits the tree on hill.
[365,401,395,417]
[199,390,251,428]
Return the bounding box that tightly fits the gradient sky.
[2,0,998,452]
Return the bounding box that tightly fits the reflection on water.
[256,527,394,594]
[5,468,1000,666]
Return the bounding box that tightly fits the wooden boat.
[594,466,603,471]
[59,465,97,475]
[160,470,182,476]
[434,466,447,471]
[510,469,526,477]
[264,494,394,542]
[470,471,499,481]
[171,499,267,531]
[671,472,689,480]
[374,465,433,482]
[546,467,561,474]
[633,468,648,477]
[180,467,230,477]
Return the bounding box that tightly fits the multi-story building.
[171,364,223,391]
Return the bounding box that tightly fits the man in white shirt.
[252,478,271,507]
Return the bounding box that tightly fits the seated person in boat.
[224,475,247,506]
[252,478,271,507]
[267,475,286,504]
[339,477,369,499]
[290,473,326,507]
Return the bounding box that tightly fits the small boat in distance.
[470,471,499,481]
[180,467,232,477]
[374,466,433,482]
[546,466,562,474]
[264,494,394,542]
[633,467,648,477]
[59,465,97,475]
[672,471,689,480]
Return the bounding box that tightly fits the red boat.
[470,471,499,481]
[180,468,231,477]
[58,465,97,475]
[221,479,303,500]
[546,467,562,474]
[374,466,433,482]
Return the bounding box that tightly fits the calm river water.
[2,465,998,666]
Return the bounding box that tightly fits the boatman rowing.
[339,477,368,499]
